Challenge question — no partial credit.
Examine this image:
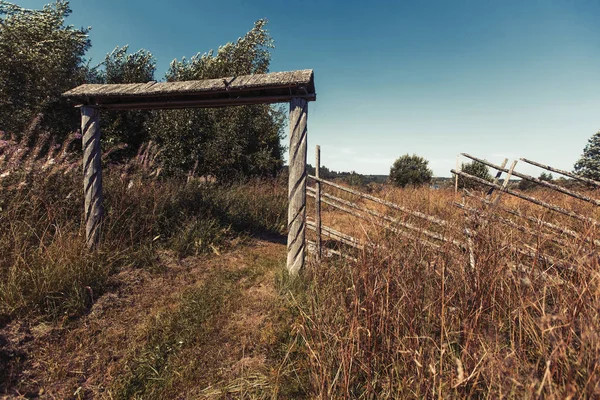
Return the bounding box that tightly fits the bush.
[458,160,492,189]
[389,154,433,188]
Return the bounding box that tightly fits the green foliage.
[344,171,365,187]
[519,171,553,191]
[574,131,600,181]
[95,46,157,156]
[539,172,553,181]
[0,2,284,181]
[0,0,90,136]
[458,160,492,189]
[148,19,285,180]
[389,154,433,187]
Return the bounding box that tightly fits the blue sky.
[16,0,600,176]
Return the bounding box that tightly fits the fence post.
[455,155,459,195]
[287,97,308,275]
[81,106,104,249]
[315,145,322,261]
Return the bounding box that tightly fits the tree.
[519,171,553,191]
[147,19,285,180]
[458,161,492,189]
[539,172,553,181]
[344,171,365,187]
[0,1,91,136]
[94,46,156,157]
[574,131,600,181]
[389,154,433,187]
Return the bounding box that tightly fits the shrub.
[458,160,492,189]
[389,154,433,187]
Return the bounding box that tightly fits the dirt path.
[1,239,304,399]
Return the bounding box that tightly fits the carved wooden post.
[81,106,104,249]
[315,145,322,261]
[287,97,308,275]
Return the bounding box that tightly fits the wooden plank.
[309,175,451,228]
[464,190,600,246]
[307,240,358,262]
[287,97,308,276]
[520,157,600,188]
[307,219,364,250]
[493,160,517,205]
[81,106,104,248]
[307,188,460,248]
[451,169,597,225]
[63,69,315,98]
[485,158,508,199]
[315,145,322,261]
[454,156,459,195]
[453,201,569,247]
[88,94,316,110]
[462,153,600,207]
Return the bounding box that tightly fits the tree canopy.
[389,154,433,188]
[458,161,492,190]
[147,19,285,180]
[0,1,285,181]
[0,0,90,136]
[574,131,600,181]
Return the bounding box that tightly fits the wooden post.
[81,106,104,249]
[315,145,322,261]
[287,98,308,275]
[454,156,459,195]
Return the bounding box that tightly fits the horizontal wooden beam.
[81,94,316,110]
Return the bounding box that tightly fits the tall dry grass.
[0,129,287,322]
[295,184,600,398]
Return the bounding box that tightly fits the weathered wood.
[81,106,104,248]
[465,190,600,247]
[520,157,600,188]
[315,145,322,261]
[63,70,316,110]
[307,240,358,262]
[287,98,308,275]
[307,187,458,248]
[451,169,597,225]
[493,160,517,205]
[462,153,600,207]
[307,219,364,250]
[309,175,450,228]
[87,95,316,111]
[455,156,459,195]
[485,158,508,199]
[453,201,569,247]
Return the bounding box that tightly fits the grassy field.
[299,183,600,398]
[2,133,600,398]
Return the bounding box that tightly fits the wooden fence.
[305,146,600,270]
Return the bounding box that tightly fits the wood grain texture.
[451,169,597,225]
[315,145,322,261]
[286,98,308,275]
[463,153,600,207]
[521,157,600,188]
[309,175,451,228]
[81,106,104,248]
[63,70,316,110]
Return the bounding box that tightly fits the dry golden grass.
[298,183,600,398]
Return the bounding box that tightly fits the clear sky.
[15,0,600,177]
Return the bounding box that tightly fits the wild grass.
[110,253,305,400]
[296,183,600,398]
[0,130,287,322]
